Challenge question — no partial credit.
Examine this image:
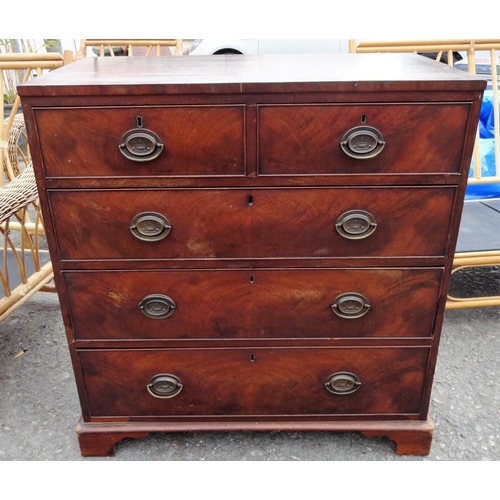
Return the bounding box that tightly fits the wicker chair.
[349,40,500,309]
[0,52,70,321]
[76,39,183,59]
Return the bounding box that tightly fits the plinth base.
[76,416,434,457]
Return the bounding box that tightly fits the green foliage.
[0,39,16,50]
[3,89,16,105]
[44,39,58,49]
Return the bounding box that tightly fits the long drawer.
[258,103,470,175]
[49,187,456,260]
[33,105,245,177]
[65,268,442,340]
[78,346,429,417]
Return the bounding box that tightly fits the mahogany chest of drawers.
[19,54,485,456]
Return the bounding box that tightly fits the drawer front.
[49,187,456,260]
[258,103,470,175]
[34,106,245,177]
[65,268,442,340]
[79,347,429,417]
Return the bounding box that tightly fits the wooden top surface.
[18,53,487,97]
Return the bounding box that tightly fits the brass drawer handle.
[340,126,385,159]
[331,292,370,319]
[138,294,176,319]
[325,372,361,395]
[335,210,377,240]
[119,128,164,162]
[147,374,183,399]
[130,212,171,242]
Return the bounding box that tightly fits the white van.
[186,39,350,55]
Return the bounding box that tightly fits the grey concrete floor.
[1,272,499,461]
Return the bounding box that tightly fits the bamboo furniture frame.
[0,52,70,321]
[349,40,500,309]
[76,39,183,59]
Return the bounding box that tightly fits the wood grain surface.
[64,268,443,340]
[258,103,470,175]
[78,346,429,417]
[49,187,456,260]
[34,105,245,177]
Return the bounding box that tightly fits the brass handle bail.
[331,292,370,319]
[119,126,164,162]
[147,374,183,399]
[138,294,176,319]
[325,372,361,395]
[335,210,377,240]
[340,126,385,159]
[130,212,171,242]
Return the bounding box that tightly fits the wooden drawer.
[49,186,456,260]
[78,347,429,417]
[33,106,245,177]
[65,268,442,340]
[258,103,470,175]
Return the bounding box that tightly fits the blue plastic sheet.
[466,90,500,200]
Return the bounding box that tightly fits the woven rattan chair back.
[0,52,68,321]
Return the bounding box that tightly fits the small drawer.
[78,346,429,417]
[49,186,456,260]
[34,105,245,177]
[65,268,443,340]
[258,103,470,175]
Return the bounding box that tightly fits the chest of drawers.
[19,54,485,457]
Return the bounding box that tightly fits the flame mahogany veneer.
[19,54,485,456]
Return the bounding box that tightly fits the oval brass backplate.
[138,294,176,319]
[119,128,164,162]
[331,292,370,319]
[130,212,171,242]
[147,374,183,399]
[335,210,377,240]
[325,372,361,395]
[340,125,385,159]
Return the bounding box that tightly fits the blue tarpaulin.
[466,90,500,200]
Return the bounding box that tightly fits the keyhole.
[250,354,256,362]
[247,195,254,206]
[136,116,144,128]
[360,113,367,123]
[249,276,254,284]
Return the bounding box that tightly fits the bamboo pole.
[453,250,500,259]
[0,221,45,236]
[446,296,500,308]
[0,262,53,321]
[491,49,500,178]
[0,52,63,62]
[467,175,500,184]
[452,255,500,266]
[174,40,183,56]
[76,39,184,58]
[0,60,63,71]
[355,39,500,50]
[466,42,483,180]
[355,44,478,53]
[447,50,453,66]
[84,39,181,46]
[63,50,74,65]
